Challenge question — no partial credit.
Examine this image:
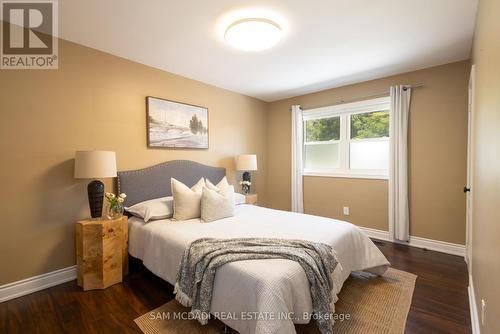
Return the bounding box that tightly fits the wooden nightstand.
[245,193,258,205]
[75,216,128,291]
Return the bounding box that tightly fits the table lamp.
[236,154,258,194]
[74,151,117,219]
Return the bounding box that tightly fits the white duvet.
[128,204,389,334]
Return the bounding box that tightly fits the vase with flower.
[239,180,252,194]
[105,192,126,219]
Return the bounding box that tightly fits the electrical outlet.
[343,206,350,215]
[481,299,486,326]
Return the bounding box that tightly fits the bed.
[118,160,390,334]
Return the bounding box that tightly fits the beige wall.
[267,61,469,244]
[0,39,268,285]
[304,178,388,231]
[471,0,500,332]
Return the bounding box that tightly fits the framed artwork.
[146,96,209,149]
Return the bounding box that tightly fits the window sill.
[301,171,389,180]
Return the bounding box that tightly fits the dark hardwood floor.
[374,240,471,334]
[0,240,471,334]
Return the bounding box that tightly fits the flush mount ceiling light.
[224,18,282,52]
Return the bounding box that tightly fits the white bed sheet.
[128,204,389,334]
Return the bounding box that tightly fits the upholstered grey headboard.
[117,160,226,206]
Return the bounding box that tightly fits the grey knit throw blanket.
[174,238,338,334]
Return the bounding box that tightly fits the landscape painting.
[147,97,208,149]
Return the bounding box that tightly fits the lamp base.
[242,171,251,182]
[88,180,104,219]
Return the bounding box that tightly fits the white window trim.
[302,97,391,120]
[302,96,390,179]
[302,171,389,180]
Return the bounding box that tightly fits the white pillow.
[234,192,246,205]
[190,177,206,193]
[205,176,229,191]
[171,178,205,220]
[206,177,245,205]
[125,196,173,222]
[201,185,235,222]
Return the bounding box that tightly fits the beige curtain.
[291,105,304,213]
[389,85,412,241]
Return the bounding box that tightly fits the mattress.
[128,204,389,334]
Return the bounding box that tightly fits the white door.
[465,65,475,271]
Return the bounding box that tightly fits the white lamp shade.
[74,151,117,179]
[236,154,258,171]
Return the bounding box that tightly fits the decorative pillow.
[201,185,235,223]
[125,196,173,222]
[205,177,245,205]
[171,178,205,220]
[190,177,206,193]
[205,176,230,191]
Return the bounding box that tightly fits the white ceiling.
[59,0,477,102]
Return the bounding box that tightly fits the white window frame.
[302,96,390,180]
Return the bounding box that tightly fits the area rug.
[134,268,417,334]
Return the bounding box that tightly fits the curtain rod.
[294,83,424,111]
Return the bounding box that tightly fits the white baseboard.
[0,266,76,303]
[357,226,393,242]
[408,235,465,257]
[358,226,466,257]
[468,275,481,334]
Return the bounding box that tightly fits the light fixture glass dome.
[224,18,282,52]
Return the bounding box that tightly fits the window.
[302,97,390,179]
[304,116,340,169]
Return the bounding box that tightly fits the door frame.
[465,64,476,271]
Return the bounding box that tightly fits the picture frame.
[146,96,209,149]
